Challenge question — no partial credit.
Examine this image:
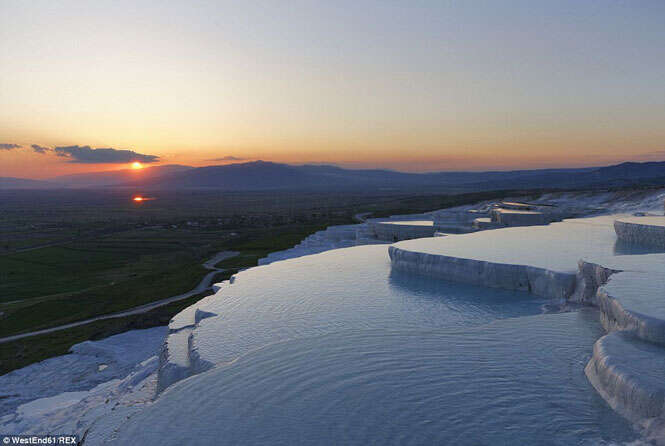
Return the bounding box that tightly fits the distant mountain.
[0,177,55,189]
[2,160,664,191]
[588,162,665,181]
[129,160,479,190]
[52,164,193,187]
[133,161,346,190]
[120,160,577,190]
[134,160,665,191]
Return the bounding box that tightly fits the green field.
[0,228,233,302]
[0,229,228,336]
[0,289,215,375]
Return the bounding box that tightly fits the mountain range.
[1,160,664,192]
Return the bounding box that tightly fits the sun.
[131,161,143,170]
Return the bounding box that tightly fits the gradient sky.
[1,0,665,178]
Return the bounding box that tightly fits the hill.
[135,160,659,191]
[51,164,193,187]
[0,177,55,189]
[2,160,664,191]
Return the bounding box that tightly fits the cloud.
[31,144,51,154]
[54,145,160,164]
[208,155,247,161]
[0,143,21,150]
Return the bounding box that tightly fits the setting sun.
[131,162,143,170]
[132,195,155,202]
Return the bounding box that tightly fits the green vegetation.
[0,263,207,337]
[0,231,225,303]
[0,228,233,337]
[0,290,213,375]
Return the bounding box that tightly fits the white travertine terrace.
[158,299,219,392]
[258,224,386,265]
[0,327,167,435]
[487,200,577,227]
[390,216,627,286]
[499,201,537,210]
[490,208,550,226]
[472,216,501,230]
[261,190,665,266]
[432,207,488,233]
[390,213,665,442]
[380,220,434,226]
[368,220,436,241]
[585,330,665,444]
[163,194,665,436]
[614,216,665,249]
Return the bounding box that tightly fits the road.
[0,250,238,344]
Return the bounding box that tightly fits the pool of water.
[393,215,665,273]
[118,315,636,445]
[380,220,434,226]
[190,246,548,366]
[109,245,638,445]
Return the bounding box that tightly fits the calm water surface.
[114,246,638,445]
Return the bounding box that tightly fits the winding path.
[0,251,238,344]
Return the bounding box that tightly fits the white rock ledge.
[388,246,577,300]
[389,241,621,306]
[157,291,222,392]
[388,216,665,442]
[586,331,665,444]
[615,217,665,249]
[572,260,618,305]
[597,280,665,346]
[370,221,436,242]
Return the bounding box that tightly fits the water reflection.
[388,267,538,307]
[613,238,665,256]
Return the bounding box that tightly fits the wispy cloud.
[208,155,247,161]
[31,144,51,154]
[54,145,160,164]
[0,143,21,150]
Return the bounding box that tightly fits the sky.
[1,0,664,178]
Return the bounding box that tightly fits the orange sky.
[1,1,664,179]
